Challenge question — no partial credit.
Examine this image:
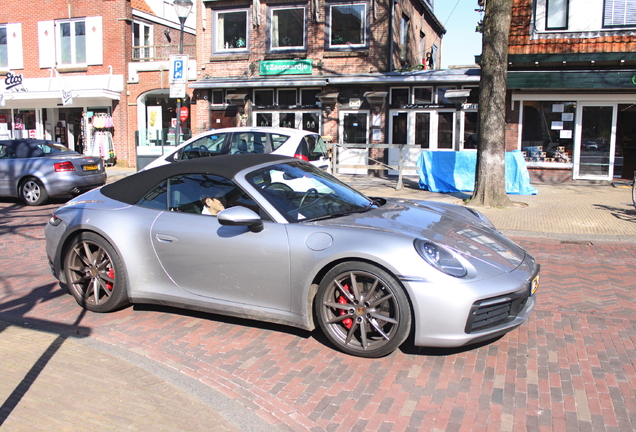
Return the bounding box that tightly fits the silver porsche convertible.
[45,154,539,358]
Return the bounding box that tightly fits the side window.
[214,9,249,53]
[180,133,227,160]
[0,26,8,69]
[229,132,267,154]
[269,6,306,51]
[0,144,16,159]
[137,180,168,210]
[327,2,368,49]
[270,133,291,150]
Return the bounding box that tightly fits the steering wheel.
[198,146,209,157]
[298,188,319,208]
[264,182,293,193]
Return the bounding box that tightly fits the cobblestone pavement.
[0,192,635,431]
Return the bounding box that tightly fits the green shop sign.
[260,59,313,76]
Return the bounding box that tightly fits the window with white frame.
[0,26,7,68]
[328,2,368,48]
[390,88,410,106]
[546,0,568,30]
[57,19,87,65]
[270,6,306,50]
[214,9,249,53]
[414,87,433,104]
[400,15,410,64]
[604,0,636,27]
[132,22,153,60]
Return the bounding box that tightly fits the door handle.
[155,234,178,243]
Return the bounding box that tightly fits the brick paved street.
[0,197,635,431]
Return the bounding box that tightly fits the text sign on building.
[259,59,313,76]
[169,55,189,84]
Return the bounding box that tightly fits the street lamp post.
[173,0,193,149]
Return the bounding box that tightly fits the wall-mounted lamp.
[443,89,470,106]
[317,92,339,113]
[226,93,248,114]
[364,91,387,114]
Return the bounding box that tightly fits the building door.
[574,104,616,180]
[210,108,237,129]
[338,111,369,174]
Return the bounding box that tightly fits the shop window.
[57,19,86,65]
[0,26,7,68]
[546,0,568,30]
[390,88,410,106]
[254,89,274,106]
[212,90,224,105]
[327,2,368,49]
[414,87,433,105]
[463,112,479,150]
[437,112,454,149]
[278,89,297,106]
[280,113,296,128]
[301,89,320,106]
[521,101,575,164]
[604,0,636,27]
[415,113,430,148]
[269,6,306,51]
[302,113,320,133]
[214,9,248,53]
[132,22,153,61]
[257,113,272,127]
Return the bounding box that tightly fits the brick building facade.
[505,0,636,183]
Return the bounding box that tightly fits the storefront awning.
[189,68,481,89]
[2,74,124,108]
[507,69,636,90]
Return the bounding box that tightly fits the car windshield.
[246,161,376,222]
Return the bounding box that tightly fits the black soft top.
[101,153,293,204]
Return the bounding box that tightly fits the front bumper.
[408,257,539,348]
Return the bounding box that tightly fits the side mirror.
[217,206,264,233]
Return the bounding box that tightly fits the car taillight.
[294,154,309,161]
[54,161,76,172]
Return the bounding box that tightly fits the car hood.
[314,199,527,273]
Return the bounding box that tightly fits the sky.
[433,0,484,68]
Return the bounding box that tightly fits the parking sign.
[169,55,189,84]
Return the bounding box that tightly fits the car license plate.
[83,164,98,171]
[530,274,539,296]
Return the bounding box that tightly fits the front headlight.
[414,239,467,278]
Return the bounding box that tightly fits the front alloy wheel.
[63,233,129,312]
[315,262,411,358]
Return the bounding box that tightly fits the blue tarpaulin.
[416,150,538,195]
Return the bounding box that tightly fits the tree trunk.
[470,0,513,207]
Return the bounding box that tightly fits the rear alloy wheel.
[20,178,48,206]
[315,262,411,358]
[63,232,129,313]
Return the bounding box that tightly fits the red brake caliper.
[337,284,353,329]
[106,267,114,291]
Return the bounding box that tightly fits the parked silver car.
[142,126,329,171]
[45,154,539,357]
[0,139,106,205]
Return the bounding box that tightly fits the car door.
[0,143,18,196]
[146,173,292,311]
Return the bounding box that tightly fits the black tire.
[20,177,48,206]
[63,232,129,313]
[315,262,412,358]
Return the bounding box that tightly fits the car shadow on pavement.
[0,284,91,428]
